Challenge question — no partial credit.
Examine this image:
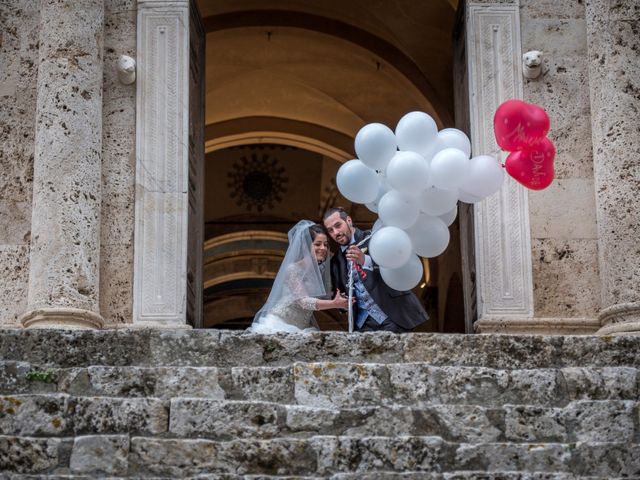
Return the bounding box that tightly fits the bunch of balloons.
[336,111,505,291]
[494,99,555,190]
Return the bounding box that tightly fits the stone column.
[464,1,536,332]
[587,1,640,335]
[132,0,191,327]
[19,0,105,329]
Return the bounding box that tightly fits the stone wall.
[99,0,137,326]
[0,1,39,326]
[520,1,601,321]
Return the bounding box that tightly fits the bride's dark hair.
[308,224,327,240]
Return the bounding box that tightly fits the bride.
[249,220,348,333]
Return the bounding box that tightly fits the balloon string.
[490,148,506,167]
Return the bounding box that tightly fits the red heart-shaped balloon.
[504,137,556,190]
[494,99,551,151]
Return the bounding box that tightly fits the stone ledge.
[1,330,639,369]
[1,434,638,477]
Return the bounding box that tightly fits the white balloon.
[365,177,392,213]
[380,254,424,291]
[459,155,505,198]
[372,218,385,233]
[419,137,444,162]
[439,206,458,226]
[430,148,470,190]
[336,159,379,204]
[458,189,483,204]
[419,186,458,216]
[378,190,420,230]
[407,214,450,258]
[369,226,413,269]
[355,123,397,171]
[386,151,431,195]
[395,111,439,157]
[438,128,472,157]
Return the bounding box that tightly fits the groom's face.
[324,212,353,246]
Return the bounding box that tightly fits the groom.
[323,207,428,333]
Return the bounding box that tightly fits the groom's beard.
[335,224,354,246]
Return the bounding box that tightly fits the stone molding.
[474,317,601,335]
[597,302,640,336]
[466,2,535,324]
[133,0,190,326]
[20,307,104,330]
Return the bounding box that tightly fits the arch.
[203,9,453,126]
[205,116,354,162]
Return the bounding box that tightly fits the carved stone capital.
[19,307,104,330]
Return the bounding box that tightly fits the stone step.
[1,394,637,445]
[1,330,639,369]
[0,474,630,480]
[3,362,637,407]
[1,435,638,477]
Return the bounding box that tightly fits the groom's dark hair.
[322,207,349,222]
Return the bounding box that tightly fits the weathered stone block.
[129,437,318,476]
[454,443,571,472]
[69,434,128,475]
[0,435,60,473]
[340,406,417,438]
[389,365,560,407]
[61,366,225,399]
[531,239,600,318]
[565,400,635,442]
[169,399,281,440]
[561,367,638,400]
[520,0,585,19]
[403,335,560,369]
[443,474,576,480]
[285,405,339,433]
[558,336,640,368]
[0,329,153,367]
[228,366,293,403]
[99,242,134,326]
[0,394,71,436]
[571,442,640,477]
[294,362,390,408]
[433,405,502,443]
[0,362,56,395]
[72,397,168,435]
[0,246,29,326]
[314,436,446,474]
[504,405,567,442]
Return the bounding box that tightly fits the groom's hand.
[346,245,365,265]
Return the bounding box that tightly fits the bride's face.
[311,233,329,263]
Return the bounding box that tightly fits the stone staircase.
[0,329,639,479]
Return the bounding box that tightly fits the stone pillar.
[19,0,105,329]
[587,1,640,335]
[132,0,191,327]
[464,1,536,332]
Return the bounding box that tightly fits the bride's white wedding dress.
[249,220,330,334]
[250,264,321,333]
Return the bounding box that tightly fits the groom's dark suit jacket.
[330,227,428,331]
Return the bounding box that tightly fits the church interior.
[197,0,467,332]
